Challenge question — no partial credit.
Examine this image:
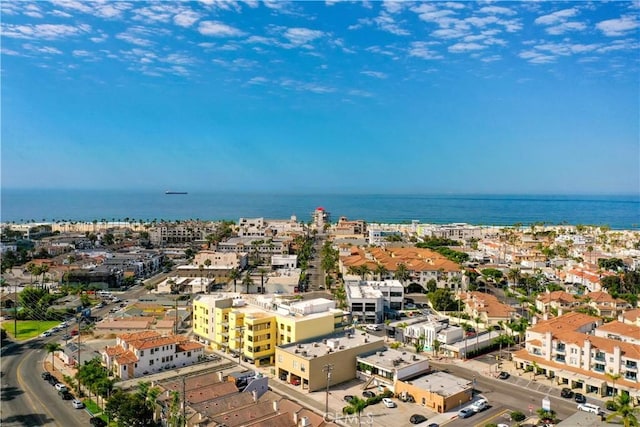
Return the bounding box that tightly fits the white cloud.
[283,27,324,45]
[519,50,556,64]
[50,10,72,18]
[22,44,63,55]
[481,54,502,62]
[348,89,373,97]
[361,70,387,79]
[374,12,410,36]
[383,0,408,14]
[174,10,201,27]
[162,53,195,65]
[90,32,109,43]
[596,16,639,37]
[448,42,486,53]
[199,21,246,37]
[132,5,176,23]
[596,38,639,53]
[24,4,44,18]
[546,21,587,35]
[1,23,91,40]
[408,41,442,59]
[247,76,268,85]
[534,8,579,26]
[280,79,335,94]
[478,6,516,16]
[50,0,93,14]
[431,28,468,39]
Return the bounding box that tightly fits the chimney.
[273,400,279,412]
[252,390,258,402]
[218,371,224,382]
[293,411,299,425]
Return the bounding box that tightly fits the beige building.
[395,371,473,413]
[275,332,385,392]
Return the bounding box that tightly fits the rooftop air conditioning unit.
[295,349,299,354]
[339,345,345,350]
[377,351,384,357]
[314,343,319,347]
[297,344,303,348]
[322,339,327,344]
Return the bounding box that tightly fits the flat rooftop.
[405,371,472,397]
[346,283,383,299]
[279,331,384,359]
[357,347,429,371]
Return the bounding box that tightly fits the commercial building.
[275,331,385,392]
[395,371,473,413]
[355,347,430,392]
[402,318,464,351]
[192,294,347,366]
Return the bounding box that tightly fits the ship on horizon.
[165,190,188,195]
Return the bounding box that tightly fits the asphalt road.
[0,284,150,427]
[428,361,583,427]
[1,337,91,427]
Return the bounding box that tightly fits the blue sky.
[1,1,639,194]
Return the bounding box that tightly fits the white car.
[40,331,52,338]
[72,399,84,409]
[382,398,396,408]
[365,324,380,331]
[54,383,68,392]
[471,398,489,412]
[577,403,603,415]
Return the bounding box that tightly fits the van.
[577,403,603,415]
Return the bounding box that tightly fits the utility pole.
[77,315,82,395]
[323,364,334,416]
[182,376,186,427]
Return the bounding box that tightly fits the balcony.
[624,372,637,381]
[555,355,566,363]
[593,364,605,373]
[594,353,606,362]
[555,345,566,354]
[625,362,638,371]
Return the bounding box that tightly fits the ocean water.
[1,190,639,229]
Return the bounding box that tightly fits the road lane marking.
[474,409,511,427]
[16,352,59,426]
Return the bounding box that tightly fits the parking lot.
[294,378,442,427]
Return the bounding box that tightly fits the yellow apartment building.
[192,294,347,366]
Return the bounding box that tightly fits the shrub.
[342,406,355,415]
[485,424,498,427]
[510,411,526,422]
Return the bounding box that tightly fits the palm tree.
[258,268,267,294]
[374,263,388,281]
[242,271,254,294]
[606,392,640,427]
[394,263,410,285]
[229,268,240,293]
[606,372,622,397]
[346,396,368,427]
[45,342,62,371]
[507,268,521,289]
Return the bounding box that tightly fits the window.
[187,351,191,357]
[293,361,298,369]
[287,325,291,332]
[150,360,154,366]
[140,350,144,356]
[301,364,306,372]
[287,337,291,343]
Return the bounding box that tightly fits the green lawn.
[1,320,60,340]
[83,398,102,415]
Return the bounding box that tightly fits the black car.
[410,414,428,424]
[90,417,108,427]
[47,376,58,386]
[59,391,73,400]
[344,395,355,403]
[42,372,52,380]
[362,391,376,399]
[497,371,509,380]
[575,393,586,403]
[561,388,574,398]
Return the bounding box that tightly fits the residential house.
[102,331,204,379]
[535,291,581,315]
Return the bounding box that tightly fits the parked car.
[59,391,73,400]
[382,398,396,408]
[470,398,489,413]
[497,371,510,380]
[41,372,52,381]
[575,393,587,403]
[40,331,52,338]
[90,417,108,427]
[290,378,301,386]
[409,414,428,424]
[54,383,68,392]
[343,395,355,403]
[279,373,287,381]
[365,324,380,331]
[561,388,574,398]
[362,390,376,399]
[427,424,439,427]
[458,408,474,419]
[70,330,79,336]
[47,376,58,386]
[577,403,603,415]
[72,399,84,409]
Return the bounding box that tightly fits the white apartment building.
[192,251,248,270]
[345,280,404,324]
[404,320,464,350]
[102,331,204,379]
[368,228,403,245]
[271,254,297,270]
[513,312,639,402]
